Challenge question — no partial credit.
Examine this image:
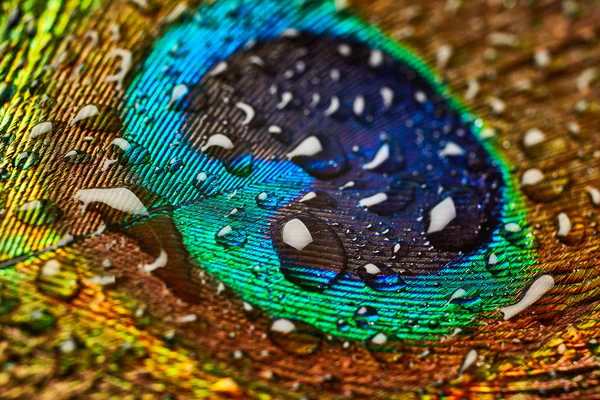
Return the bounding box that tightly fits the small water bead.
[272,215,346,292]
[168,157,184,172]
[15,199,62,226]
[192,172,218,194]
[256,192,280,210]
[168,84,189,109]
[458,349,478,376]
[501,222,536,249]
[267,124,291,144]
[215,225,247,247]
[353,305,378,329]
[202,134,254,178]
[449,294,482,310]
[359,180,417,216]
[521,128,570,159]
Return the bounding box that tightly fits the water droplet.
[298,191,338,209]
[358,263,407,292]
[359,180,416,216]
[22,309,56,334]
[458,349,478,376]
[256,192,280,210]
[336,319,350,331]
[362,134,404,173]
[500,274,554,320]
[521,168,570,202]
[426,189,487,251]
[353,305,378,329]
[521,129,569,159]
[367,335,405,363]
[74,188,148,215]
[272,215,346,291]
[556,212,586,245]
[215,225,247,247]
[112,138,150,165]
[227,207,246,220]
[36,257,80,300]
[15,199,62,226]
[269,319,321,356]
[192,172,217,194]
[287,134,347,180]
[63,149,90,164]
[71,104,121,132]
[486,252,510,276]
[29,121,52,139]
[14,151,40,169]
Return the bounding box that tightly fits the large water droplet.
[425,189,486,251]
[272,215,346,291]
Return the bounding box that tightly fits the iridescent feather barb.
[0,0,600,398]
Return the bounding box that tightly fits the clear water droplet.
[272,215,346,291]
[256,192,280,210]
[15,199,62,226]
[287,134,348,180]
[353,305,378,329]
[215,225,247,247]
[36,257,80,300]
